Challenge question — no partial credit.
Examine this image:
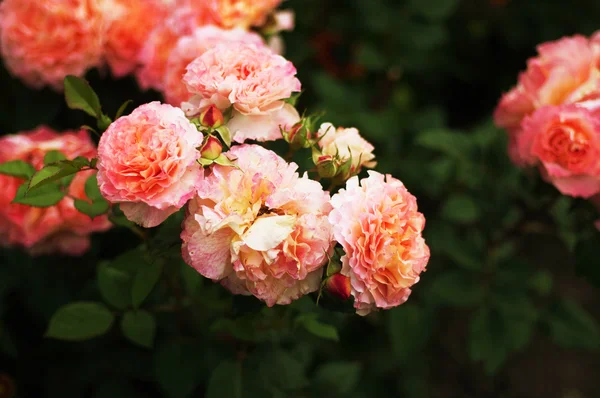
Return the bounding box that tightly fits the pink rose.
[181,144,333,306]
[0,127,111,255]
[163,26,264,107]
[317,122,377,173]
[329,171,430,315]
[0,0,106,90]
[495,34,600,131]
[103,0,170,78]
[182,42,301,143]
[517,104,600,198]
[97,102,203,227]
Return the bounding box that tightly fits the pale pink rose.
[163,26,264,106]
[317,122,377,172]
[204,0,282,30]
[495,35,600,131]
[329,171,430,315]
[103,0,170,78]
[181,144,333,306]
[0,0,106,90]
[0,127,112,255]
[183,42,301,142]
[517,104,600,198]
[97,102,203,227]
[273,10,294,32]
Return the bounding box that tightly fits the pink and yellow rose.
[181,144,333,306]
[0,127,111,255]
[329,171,429,315]
[97,102,203,227]
[317,122,377,175]
[182,42,301,143]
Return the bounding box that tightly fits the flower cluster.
[0,0,290,90]
[495,32,600,199]
[0,127,111,255]
[91,37,429,314]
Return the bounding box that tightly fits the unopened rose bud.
[200,105,224,128]
[284,122,311,150]
[325,273,351,301]
[316,156,338,178]
[200,136,223,160]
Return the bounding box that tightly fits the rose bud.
[316,155,338,179]
[200,105,224,128]
[283,122,311,149]
[200,135,223,160]
[325,273,352,301]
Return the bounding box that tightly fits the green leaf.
[155,342,204,398]
[180,261,203,296]
[28,158,89,192]
[64,75,102,118]
[84,173,103,201]
[313,362,361,395]
[121,310,156,348]
[97,264,133,309]
[12,182,66,207]
[428,270,484,307]
[115,100,133,119]
[215,126,232,148]
[131,261,163,308]
[296,314,339,341]
[0,160,36,179]
[388,304,431,362]
[416,129,473,159]
[44,150,67,165]
[74,199,110,219]
[45,302,114,341]
[468,307,507,375]
[546,298,600,350]
[260,350,309,390]
[206,360,242,398]
[440,194,480,224]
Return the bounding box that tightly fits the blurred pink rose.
[0,0,106,90]
[317,122,377,174]
[164,26,264,106]
[329,171,430,315]
[0,127,111,255]
[494,35,600,131]
[97,102,203,227]
[103,0,170,78]
[181,144,333,306]
[183,42,301,142]
[517,104,600,198]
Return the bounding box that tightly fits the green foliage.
[0,160,36,179]
[45,302,114,341]
[121,310,156,348]
[64,75,103,118]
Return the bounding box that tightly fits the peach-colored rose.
[203,0,282,30]
[183,42,301,142]
[163,26,264,106]
[329,171,430,315]
[97,102,203,227]
[317,122,377,173]
[494,35,600,131]
[103,0,170,78]
[181,144,333,306]
[0,0,106,90]
[517,104,600,198]
[0,127,111,255]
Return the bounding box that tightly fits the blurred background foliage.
[2,0,600,397]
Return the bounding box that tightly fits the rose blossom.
[164,26,264,106]
[317,122,377,173]
[181,144,333,306]
[494,35,600,131]
[516,104,600,198]
[103,0,170,78]
[97,102,203,228]
[0,127,111,255]
[329,171,430,315]
[0,0,106,90]
[183,42,301,143]
[203,0,282,30]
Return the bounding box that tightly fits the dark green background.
[1,0,600,397]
